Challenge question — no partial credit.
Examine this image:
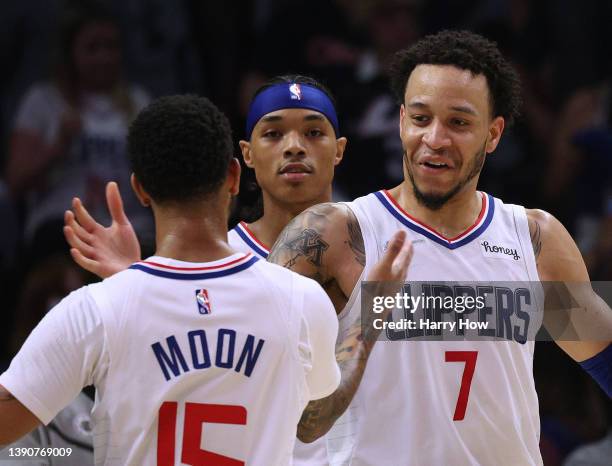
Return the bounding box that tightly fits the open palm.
[63,182,141,278]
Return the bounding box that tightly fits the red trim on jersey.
[140,253,252,271]
[239,221,270,252]
[382,190,487,242]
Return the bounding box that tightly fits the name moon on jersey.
[151,328,266,381]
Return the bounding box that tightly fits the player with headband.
[62,75,347,464]
[229,76,344,260]
[63,74,346,266]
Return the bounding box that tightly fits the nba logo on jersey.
[289,83,302,100]
[195,289,212,315]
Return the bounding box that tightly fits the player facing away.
[61,75,347,464]
[266,31,612,465]
[0,95,352,465]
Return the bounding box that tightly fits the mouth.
[278,163,313,182]
[422,161,449,169]
[417,155,455,173]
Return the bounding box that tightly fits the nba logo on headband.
[289,83,302,100]
[246,82,339,138]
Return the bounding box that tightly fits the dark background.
[0,1,610,464]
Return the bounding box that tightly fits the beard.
[405,142,487,211]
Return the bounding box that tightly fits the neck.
[153,202,235,262]
[390,181,483,238]
[247,188,333,248]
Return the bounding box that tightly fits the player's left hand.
[367,230,413,283]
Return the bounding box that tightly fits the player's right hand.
[63,181,141,278]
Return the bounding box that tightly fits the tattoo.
[285,228,329,266]
[268,203,371,442]
[529,218,542,262]
[297,320,368,443]
[268,203,338,286]
[0,387,15,402]
[346,209,365,267]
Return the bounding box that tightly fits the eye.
[451,118,469,127]
[411,115,430,124]
[307,128,323,137]
[262,129,282,138]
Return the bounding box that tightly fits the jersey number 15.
[157,401,247,465]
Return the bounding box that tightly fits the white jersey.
[0,253,340,466]
[327,190,544,466]
[228,221,331,466]
[228,222,270,259]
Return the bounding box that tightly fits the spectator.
[5,1,152,261]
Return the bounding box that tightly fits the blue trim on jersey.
[374,191,495,250]
[129,256,259,280]
[233,226,269,258]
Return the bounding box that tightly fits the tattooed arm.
[527,209,612,361]
[0,384,40,446]
[268,203,412,442]
[268,203,364,312]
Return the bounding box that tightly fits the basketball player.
[0,95,378,464]
[61,37,612,464]
[265,31,612,464]
[61,74,347,464]
[62,75,346,269]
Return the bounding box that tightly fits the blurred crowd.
[0,1,610,464]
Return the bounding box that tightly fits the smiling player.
[267,30,612,465]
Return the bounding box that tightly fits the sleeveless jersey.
[228,221,330,466]
[228,221,270,259]
[326,190,544,466]
[0,253,340,465]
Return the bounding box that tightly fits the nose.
[422,120,451,150]
[283,131,306,158]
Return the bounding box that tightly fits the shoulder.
[525,208,589,281]
[525,208,567,252]
[296,202,352,225]
[86,268,143,313]
[274,202,355,249]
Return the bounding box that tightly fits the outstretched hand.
[367,230,413,283]
[362,231,413,344]
[63,182,141,278]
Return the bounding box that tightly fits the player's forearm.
[0,386,40,446]
[297,321,375,443]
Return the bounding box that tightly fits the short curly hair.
[128,95,233,203]
[390,30,522,126]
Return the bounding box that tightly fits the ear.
[334,137,347,166]
[130,173,151,207]
[486,116,505,154]
[239,140,254,168]
[227,158,241,196]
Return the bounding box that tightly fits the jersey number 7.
[445,351,478,421]
[157,401,247,465]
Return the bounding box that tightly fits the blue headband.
[245,83,340,139]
